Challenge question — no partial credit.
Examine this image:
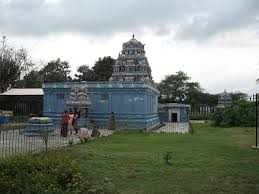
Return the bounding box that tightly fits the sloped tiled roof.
[0,88,43,96]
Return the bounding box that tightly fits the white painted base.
[252,146,259,150]
[155,122,189,134]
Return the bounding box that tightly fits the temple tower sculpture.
[66,85,91,116]
[218,90,232,107]
[110,35,153,83]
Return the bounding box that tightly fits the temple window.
[100,93,108,101]
[56,93,64,100]
[80,108,88,118]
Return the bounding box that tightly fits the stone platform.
[155,122,189,134]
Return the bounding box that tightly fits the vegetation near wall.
[212,100,255,127]
[0,154,110,193]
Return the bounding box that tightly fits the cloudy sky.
[1,0,259,94]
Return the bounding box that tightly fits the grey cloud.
[175,0,259,40]
[0,0,259,40]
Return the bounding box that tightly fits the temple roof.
[0,88,43,96]
[123,34,144,48]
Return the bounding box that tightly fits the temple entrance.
[171,113,178,122]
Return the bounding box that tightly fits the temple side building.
[43,36,160,129]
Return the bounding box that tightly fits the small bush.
[163,151,173,165]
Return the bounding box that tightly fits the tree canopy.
[92,56,115,81]
[40,58,71,83]
[0,36,32,93]
[15,58,71,88]
[74,65,96,81]
[74,56,115,82]
[15,70,42,88]
[158,71,203,104]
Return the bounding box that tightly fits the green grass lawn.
[6,123,259,193]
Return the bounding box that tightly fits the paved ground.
[0,123,191,158]
[190,120,205,123]
[0,127,114,159]
[155,122,189,134]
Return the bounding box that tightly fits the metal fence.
[0,96,43,116]
[0,125,114,159]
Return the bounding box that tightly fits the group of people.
[60,110,101,140]
[60,110,79,137]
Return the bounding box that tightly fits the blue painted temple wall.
[180,107,189,122]
[43,82,160,129]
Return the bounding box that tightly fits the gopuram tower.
[110,35,153,83]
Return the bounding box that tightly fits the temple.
[43,36,160,129]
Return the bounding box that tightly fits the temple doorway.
[171,113,178,122]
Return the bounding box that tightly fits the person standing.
[61,110,70,137]
[108,112,116,130]
[73,111,80,134]
[68,112,75,135]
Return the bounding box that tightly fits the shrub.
[212,100,255,127]
[0,154,109,193]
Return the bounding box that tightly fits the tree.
[92,56,115,81]
[230,92,247,102]
[15,70,42,88]
[186,90,219,106]
[158,71,203,103]
[40,58,71,83]
[0,36,32,93]
[74,65,96,81]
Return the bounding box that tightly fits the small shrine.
[161,103,190,123]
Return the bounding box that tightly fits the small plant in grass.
[163,151,173,165]
[69,138,74,145]
[40,130,49,151]
[189,123,194,134]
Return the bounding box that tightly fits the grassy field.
[5,123,259,193]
